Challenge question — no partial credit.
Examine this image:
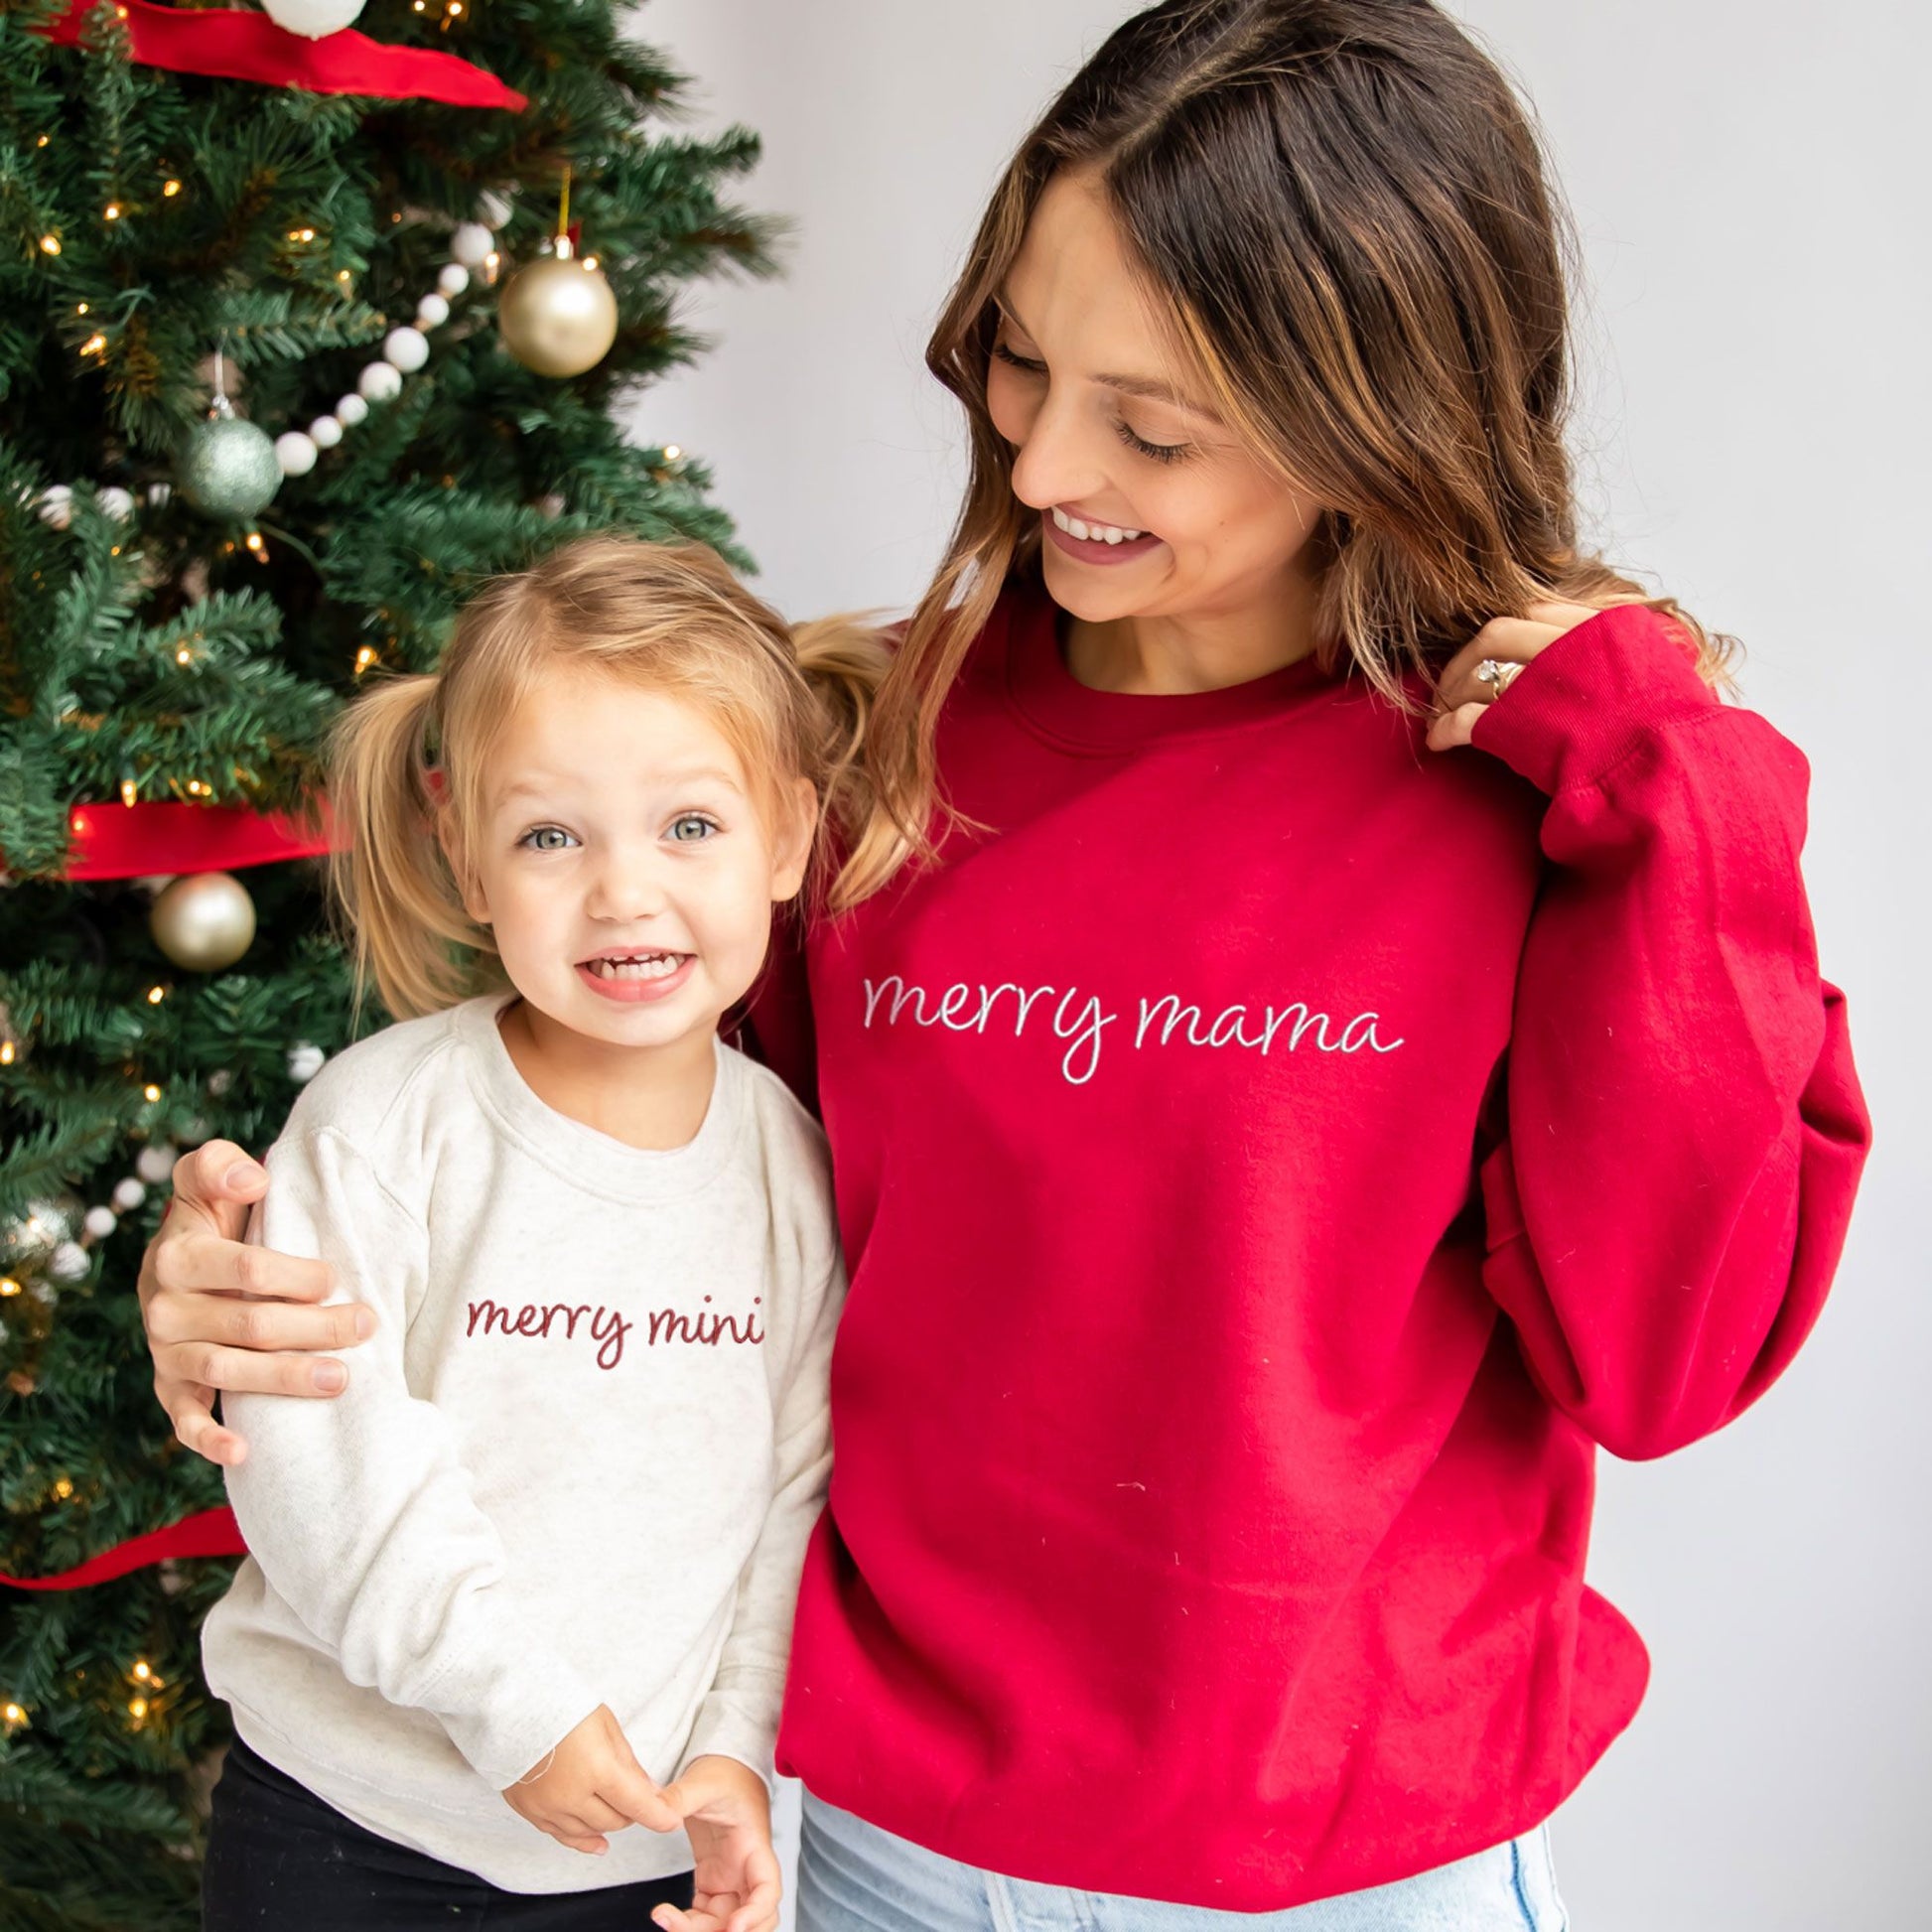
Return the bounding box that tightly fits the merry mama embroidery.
[860,975,1405,1086]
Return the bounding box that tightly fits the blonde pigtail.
[324,672,494,1024]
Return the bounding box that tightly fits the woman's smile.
[1041,505,1163,565]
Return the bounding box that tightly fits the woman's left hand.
[1426,599,1604,752]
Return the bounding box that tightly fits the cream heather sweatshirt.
[200,991,843,1892]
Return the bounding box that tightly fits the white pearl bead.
[382,326,430,373]
[335,393,369,427]
[96,485,135,520]
[275,431,319,477]
[135,1144,178,1183]
[50,1242,90,1283]
[288,1042,326,1082]
[84,1205,117,1239]
[145,482,173,507]
[309,414,344,449]
[357,360,403,403]
[37,484,72,529]
[111,1177,147,1212]
[450,221,494,268]
[438,263,471,298]
[414,293,450,330]
[477,190,513,229]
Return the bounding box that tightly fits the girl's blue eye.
[519,826,577,852]
[669,814,717,843]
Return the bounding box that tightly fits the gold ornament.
[497,247,618,377]
[150,871,256,971]
[497,167,618,378]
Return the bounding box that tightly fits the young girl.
[196,537,876,1932]
[151,4,1870,1928]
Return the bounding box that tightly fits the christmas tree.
[0,2,775,1920]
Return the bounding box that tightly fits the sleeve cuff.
[437,1665,602,1790]
[1468,604,1719,796]
[677,1685,781,1797]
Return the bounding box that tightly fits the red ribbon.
[62,798,335,881]
[0,1505,246,1591]
[42,0,527,111]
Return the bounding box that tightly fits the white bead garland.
[30,195,508,525]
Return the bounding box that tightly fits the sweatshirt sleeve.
[677,1239,845,1788]
[1466,606,1871,1461]
[220,1123,601,1787]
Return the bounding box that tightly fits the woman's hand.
[1426,599,1604,751]
[652,1756,782,1932]
[501,1704,683,1856]
[137,1139,375,1466]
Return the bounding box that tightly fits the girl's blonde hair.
[327,535,887,1022]
[830,0,1738,911]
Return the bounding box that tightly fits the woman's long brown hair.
[829,0,1731,911]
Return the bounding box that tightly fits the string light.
[662,445,682,462]
[76,302,88,315]
[142,1083,161,1103]
[0,1041,13,1065]
[120,777,138,806]
[52,1477,73,1500]
[163,179,182,198]
[288,226,316,243]
[0,1279,20,1298]
[3,1703,27,1734]
[36,133,50,148]
[132,1659,162,1687]
[39,233,61,255]
[104,203,122,221]
[80,333,106,356]
[127,1697,148,1723]
[186,780,209,796]
[354,644,378,674]
[147,986,166,1005]
[175,645,192,664]
[244,530,265,555]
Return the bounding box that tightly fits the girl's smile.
[575,950,698,1004]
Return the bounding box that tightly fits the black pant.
[203,1731,696,1930]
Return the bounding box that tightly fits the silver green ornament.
[177,394,281,520]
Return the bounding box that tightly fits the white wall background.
[622,4,1930,1925]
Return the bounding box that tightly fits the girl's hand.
[501,1704,683,1856]
[651,1755,782,1932]
[1426,599,1604,751]
[138,1141,377,1466]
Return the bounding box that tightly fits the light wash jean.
[795,1790,1568,1932]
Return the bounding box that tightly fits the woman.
[140,3,1868,1927]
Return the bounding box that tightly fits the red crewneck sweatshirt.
[751,581,1868,1911]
